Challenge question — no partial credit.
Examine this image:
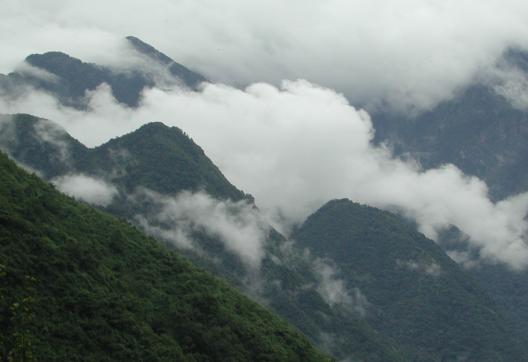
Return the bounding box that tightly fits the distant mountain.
[0,150,331,361]
[0,36,207,108]
[370,48,528,351]
[371,49,528,201]
[293,199,528,361]
[0,114,407,361]
[126,36,207,88]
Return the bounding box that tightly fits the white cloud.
[132,189,268,269]
[2,79,528,269]
[313,258,369,316]
[446,250,480,270]
[14,62,60,83]
[52,174,118,206]
[3,1,528,111]
[487,64,528,111]
[397,259,443,276]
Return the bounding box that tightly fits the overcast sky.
[3,0,528,111]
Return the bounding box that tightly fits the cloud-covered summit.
[4,0,528,111]
[2,79,528,270]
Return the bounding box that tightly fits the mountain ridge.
[0,150,332,361]
[293,198,528,361]
[0,36,207,109]
[0,113,409,361]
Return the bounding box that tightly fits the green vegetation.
[0,151,331,361]
[0,114,247,202]
[86,122,248,203]
[9,114,526,361]
[1,114,408,361]
[293,199,528,361]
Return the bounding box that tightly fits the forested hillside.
[294,199,527,362]
[0,151,331,361]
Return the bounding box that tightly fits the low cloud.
[4,1,528,112]
[487,64,528,111]
[2,80,528,269]
[313,258,369,316]
[446,250,481,270]
[397,259,443,276]
[15,62,60,83]
[0,114,72,170]
[52,174,118,206]
[132,189,268,269]
[32,118,73,165]
[0,115,18,152]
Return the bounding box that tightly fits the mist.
[52,174,118,206]
[132,189,268,269]
[4,1,528,111]
[1,79,528,269]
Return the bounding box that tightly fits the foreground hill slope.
[293,199,527,362]
[0,151,331,362]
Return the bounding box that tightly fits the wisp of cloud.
[2,78,528,269]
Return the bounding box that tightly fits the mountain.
[126,36,207,88]
[86,122,247,201]
[4,114,527,360]
[0,36,207,108]
[0,150,332,361]
[371,49,528,201]
[0,115,242,201]
[293,199,528,361]
[0,113,87,178]
[0,113,407,361]
[369,48,528,351]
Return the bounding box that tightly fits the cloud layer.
[134,189,268,268]
[2,79,528,269]
[4,0,528,110]
[52,174,118,206]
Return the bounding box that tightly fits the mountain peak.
[126,36,173,65]
[294,199,527,360]
[125,35,207,87]
[25,51,79,64]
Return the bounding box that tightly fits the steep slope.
[369,48,528,347]
[0,115,246,202]
[371,49,528,201]
[0,151,331,362]
[85,122,247,202]
[372,84,528,200]
[0,114,87,178]
[0,36,207,108]
[126,36,207,88]
[23,51,151,107]
[0,114,407,361]
[471,264,528,340]
[293,199,527,362]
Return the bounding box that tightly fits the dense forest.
[0,151,331,361]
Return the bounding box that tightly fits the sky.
[2,0,528,269]
[4,0,528,111]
